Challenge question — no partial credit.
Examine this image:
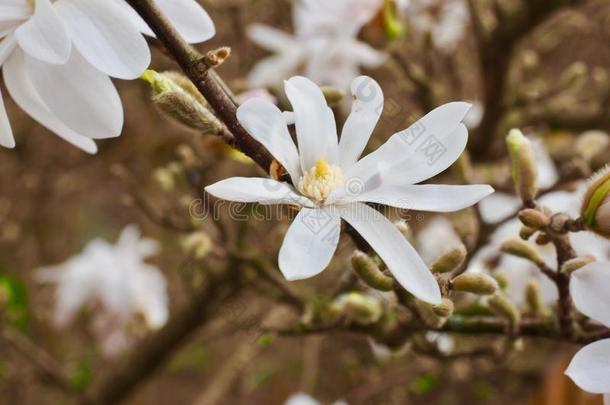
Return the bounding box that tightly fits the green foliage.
[0,274,29,332]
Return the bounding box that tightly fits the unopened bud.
[560,255,595,274]
[519,225,537,240]
[500,238,545,266]
[518,209,549,229]
[321,86,345,106]
[506,129,538,204]
[449,208,479,250]
[487,293,521,325]
[351,250,394,291]
[415,299,450,328]
[535,232,550,245]
[330,292,383,325]
[430,244,467,273]
[525,280,549,317]
[181,231,212,259]
[581,166,610,238]
[576,130,609,162]
[432,298,454,318]
[451,273,498,295]
[394,220,412,241]
[493,271,509,290]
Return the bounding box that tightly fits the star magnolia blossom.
[205,75,494,304]
[565,262,610,404]
[398,0,469,52]
[0,0,214,152]
[247,0,385,89]
[38,225,168,330]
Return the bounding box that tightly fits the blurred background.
[1,0,609,403]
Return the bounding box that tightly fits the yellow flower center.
[298,159,344,203]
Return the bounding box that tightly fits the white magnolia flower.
[472,188,610,305]
[38,225,168,330]
[0,0,214,152]
[247,0,385,89]
[400,0,469,52]
[565,261,610,405]
[285,392,347,405]
[205,75,494,304]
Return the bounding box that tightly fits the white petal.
[339,76,383,169]
[25,49,123,139]
[236,98,301,183]
[205,177,313,207]
[55,0,150,80]
[278,207,341,280]
[284,76,338,171]
[532,138,558,189]
[354,184,494,212]
[285,393,320,405]
[478,192,521,224]
[155,0,215,43]
[565,339,610,394]
[0,86,15,148]
[0,34,16,64]
[247,53,303,88]
[112,0,154,36]
[3,50,97,153]
[337,202,441,304]
[347,102,471,188]
[14,0,71,64]
[247,24,296,52]
[571,262,610,327]
[605,393,610,405]
[347,39,386,68]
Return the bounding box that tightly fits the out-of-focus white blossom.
[206,75,494,305]
[565,262,610,405]
[285,392,348,405]
[247,0,386,89]
[399,0,469,52]
[38,225,169,351]
[0,0,214,152]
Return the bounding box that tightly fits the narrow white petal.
[565,339,610,394]
[284,76,338,171]
[347,102,471,188]
[247,24,296,52]
[56,0,150,80]
[25,50,123,139]
[355,184,494,212]
[3,50,97,153]
[278,207,341,280]
[339,76,383,169]
[571,262,610,327]
[247,53,302,88]
[236,99,301,183]
[155,0,215,43]
[337,202,441,304]
[14,0,71,64]
[347,39,386,68]
[0,34,16,64]
[112,0,154,36]
[0,87,15,148]
[205,177,313,207]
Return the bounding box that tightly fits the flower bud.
[519,225,536,240]
[394,220,412,241]
[432,298,454,318]
[415,299,450,328]
[493,271,509,290]
[487,293,521,325]
[518,209,549,229]
[330,292,383,325]
[430,244,467,274]
[141,70,223,134]
[351,250,394,291]
[506,129,538,204]
[560,255,595,274]
[500,238,545,267]
[581,166,610,238]
[576,130,609,162]
[525,280,549,317]
[450,273,498,295]
[180,232,212,259]
[449,208,479,250]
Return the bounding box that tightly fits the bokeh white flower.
[38,225,168,340]
[285,392,348,405]
[205,75,494,304]
[565,261,610,405]
[247,0,385,89]
[0,0,214,152]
